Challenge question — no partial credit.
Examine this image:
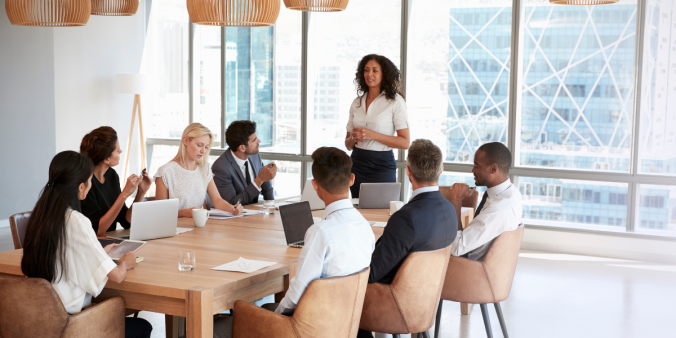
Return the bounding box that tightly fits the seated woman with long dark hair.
[21,151,152,338]
[80,126,151,236]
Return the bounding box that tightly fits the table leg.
[186,287,214,338]
[165,315,185,338]
[274,274,290,303]
[461,302,472,315]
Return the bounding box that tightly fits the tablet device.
[108,240,146,260]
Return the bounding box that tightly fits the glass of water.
[263,199,275,215]
[178,250,195,271]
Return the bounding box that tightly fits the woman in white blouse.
[155,123,243,218]
[345,54,410,198]
[21,151,152,338]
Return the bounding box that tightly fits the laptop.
[279,201,314,248]
[108,198,179,241]
[298,178,353,210]
[357,183,401,209]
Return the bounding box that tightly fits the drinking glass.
[263,200,275,215]
[178,250,196,271]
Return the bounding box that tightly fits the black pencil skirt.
[350,147,397,198]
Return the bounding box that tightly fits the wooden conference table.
[0,205,473,338]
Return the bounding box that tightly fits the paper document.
[254,201,296,209]
[369,221,387,228]
[176,227,194,234]
[211,257,278,273]
[241,209,264,216]
[209,209,243,219]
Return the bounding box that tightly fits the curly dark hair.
[354,54,403,107]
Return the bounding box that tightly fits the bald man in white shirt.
[448,142,523,260]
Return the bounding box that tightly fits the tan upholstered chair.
[9,211,31,249]
[359,245,452,338]
[434,226,524,338]
[233,267,370,338]
[0,276,126,338]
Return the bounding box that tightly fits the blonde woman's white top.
[346,93,409,151]
[154,161,213,210]
[52,210,118,314]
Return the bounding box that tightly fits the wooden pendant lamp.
[283,0,349,12]
[91,0,139,16]
[5,0,91,26]
[549,0,618,4]
[187,0,280,26]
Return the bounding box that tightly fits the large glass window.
[142,0,190,139]
[193,26,222,144]
[224,10,302,154]
[637,184,676,234]
[408,0,513,163]
[306,0,402,153]
[638,0,676,175]
[519,176,628,230]
[517,2,637,172]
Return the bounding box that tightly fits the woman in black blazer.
[80,127,151,236]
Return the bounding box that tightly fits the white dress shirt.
[230,150,261,192]
[451,178,523,257]
[346,93,409,151]
[409,185,439,201]
[52,210,118,314]
[275,199,375,315]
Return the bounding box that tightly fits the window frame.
[144,0,676,238]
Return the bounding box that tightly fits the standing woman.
[21,151,152,338]
[345,54,410,198]
[80,127,152,237]
[154,123,243,217]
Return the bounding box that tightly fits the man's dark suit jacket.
[368,190,457,284]
[211,148,274,205]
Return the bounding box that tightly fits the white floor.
[2,227,675,338]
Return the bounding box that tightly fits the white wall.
[0,2,56,219]
[54,9,147,176]
[0,2,147,220]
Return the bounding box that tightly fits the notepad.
[211,257,277,273]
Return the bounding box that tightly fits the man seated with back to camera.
[448,142,523,260]
[212,147,375,338]
[357,139,457,338]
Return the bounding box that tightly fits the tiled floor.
[2,227,675,338]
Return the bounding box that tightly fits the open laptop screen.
[279,201,314,244]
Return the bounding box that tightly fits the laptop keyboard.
[289,241,304,248]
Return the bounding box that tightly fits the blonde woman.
[155,123,243,218]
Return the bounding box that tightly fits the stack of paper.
[209,209,243,219]
[211,257,278,273]
[176,227,194,234]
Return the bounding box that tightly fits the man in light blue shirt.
[275,146,375,315]
[214,147,375,338]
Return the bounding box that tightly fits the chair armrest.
[63,297,125,338]
[233,300,296,338]
[441,256,495,304]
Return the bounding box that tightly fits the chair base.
[434,300,509,338]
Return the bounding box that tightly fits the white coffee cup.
[192,209,210,227]
[390,201,404,215]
